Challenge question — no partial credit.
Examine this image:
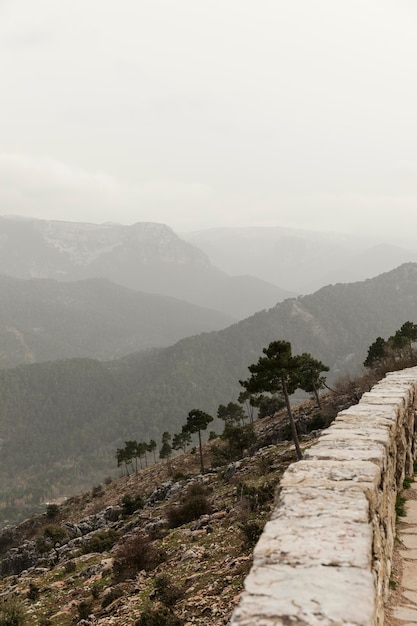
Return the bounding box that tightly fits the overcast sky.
[1,0,417,239]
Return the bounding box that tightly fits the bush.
[64,560,76,574]
[172,471,187,481]
[112,534,162,582]
[306,413,330,432]
[121,494,144,516]
[166,490,211,528]
[101,586,124,609]
[77,600,92,621]
[43,524,66,543]
[135,604,184,626]
[82,529,119,554]
[236,480,275,512]
[92,484,104,498]
[221,423,257,460]
[45,503,59,519]
[154,574,184,607]
[239,518,264,548]
[0,598,27,626]
[27,582,40,601]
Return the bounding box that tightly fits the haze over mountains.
[0,275,234,368]
[0,216,293,320]
[183,227,417,294]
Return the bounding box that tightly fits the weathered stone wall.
[231,367,417,626]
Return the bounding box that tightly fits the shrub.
[64,560,76,574]
[186,483,207,498]
[0,598,27,626]
[236,480,275,512]
[172,471,187,481]
[396,494,407,519]
[221,423,257,460]
[92,484,104,498]
[82,529,119,554]
[135,604,184,626]
[77,600,92,621]
[43,524,66,543]
[166,494,211,528]
[101,586,124,608]
[112,534,161,582]
[27,582,40,601]
[154,574,184,607]
[45,503,59,519]
[306,414,329,432]
[239,518,264,548]
[121,494,144,517]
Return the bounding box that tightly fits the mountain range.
[0,275,234,368]
[182,226,417,293]
[1,262,417,525]
[0,216,293,319]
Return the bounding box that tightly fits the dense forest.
[0,275,234,368]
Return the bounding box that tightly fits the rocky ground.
[0,392,351,626]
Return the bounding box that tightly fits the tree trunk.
[313,382,322,410]
[198,430,204,474]
[282,379,303,460]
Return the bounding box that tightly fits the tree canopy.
[183,409,213,473]
[364,322,417,371]
[240,340,330,460]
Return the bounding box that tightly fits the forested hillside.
[1,263,417,525]
[0,275,234,367]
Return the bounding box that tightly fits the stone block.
[231,564,376,626]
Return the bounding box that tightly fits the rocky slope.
[0,394,346,626]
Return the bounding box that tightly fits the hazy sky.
[1,0,417,238]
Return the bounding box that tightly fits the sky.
[1,0,417,239]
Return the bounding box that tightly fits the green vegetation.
[182,409,213,474]
[166,483,211,528]
[364,321,417,373]
[240,341,329,460]
[395,494,407,520]
[154,574,184,607]
[82,529,119,554]
[0,274,233,369]
[135,605,184,626]
[112,533,164,583]
[121,493,144,516]
[0,597,27,626]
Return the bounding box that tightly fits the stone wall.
[230,367,417,626]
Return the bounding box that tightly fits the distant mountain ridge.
[182,226,417,294]
[0,216,294,318]
[0,275,235,368]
